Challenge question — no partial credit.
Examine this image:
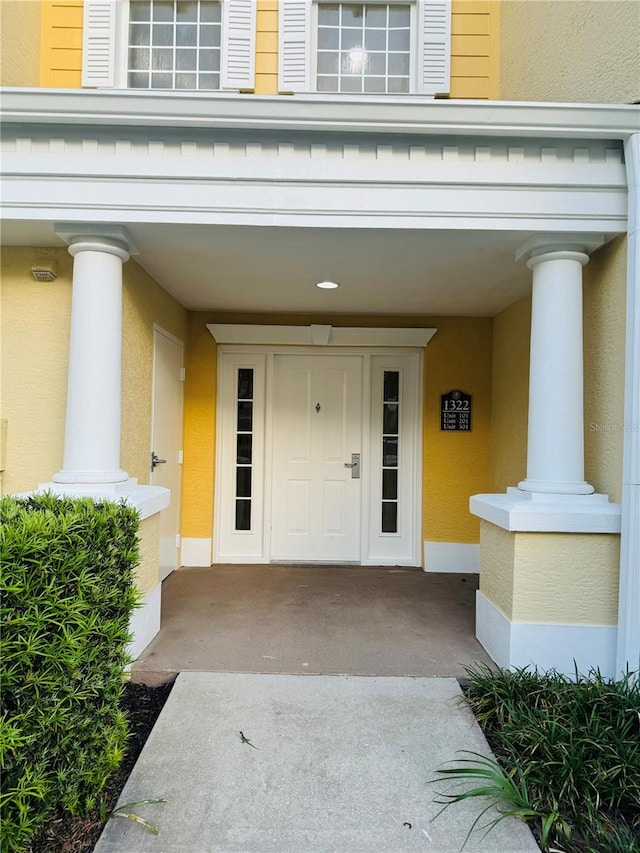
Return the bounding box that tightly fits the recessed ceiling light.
[316,280,340,289]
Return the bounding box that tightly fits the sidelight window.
[235,367,253,530]
[381,370,399,533]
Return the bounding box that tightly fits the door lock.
[151,451,167,471]
[344,453,361,478]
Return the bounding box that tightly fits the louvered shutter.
[278,0,312,93]
[417,0,451,95]
[221,0,256,90]
[82,0,117,88]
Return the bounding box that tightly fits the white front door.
[151,328,184,580]
[270,354,363,562]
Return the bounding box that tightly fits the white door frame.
[214,345,423,566]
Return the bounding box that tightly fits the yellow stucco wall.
[0,250,187,496]
[0,0,42,87]
[499,0,640,103]
[480,522,620,625]
[121,261,189,484]
[490,293,530,492]
[1,248,72,495]
[37,0,498,99]
[180,312,493,549]
[135,512,161,593]
[583,237,627,504]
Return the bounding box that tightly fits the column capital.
[54,223,137,258]
[515,232,606,264]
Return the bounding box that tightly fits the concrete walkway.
[95,673,539,853]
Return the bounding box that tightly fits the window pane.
[200,0,221,23]
[341,50,366,74]
[365,6,386,28]
[199,49,220,72]
[236,467,252,498]
[341,28,363,51]
[151,72,173,87]
[364,29,386,51]
[130,2,151,22]
[198,73,219,89]
[383,371,399,402]
[152,24,174,45]
[388,53,410,76]
[129,48,150,70]
[382,436,398,466]
[235,499,251,531]
[388,29,410,51]
[177,24,198,46]
[151,48,173,70]
[237,401,253,432]
[238,369,253,400]
[176,49,197,70]
[317,76,338,91]
[199,24,220,47]
[382,468,397,500]
[341,4,364,27]
[382,502,398,533]
[317,52,339,74]
[364,76,385,93]
[388,76,409,93]
[340,76,363,93]
[175,73,197,88]
[237,434,252,465]
[176,1,198,22]
[383,403,398,435]
[389,5,410,27]
[318,28,339,49]
[318,4,340,26]
[129,71,150,88]
[368,54,386,75]
[130,23,150,46]
[152,1,173,22]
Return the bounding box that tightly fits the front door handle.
[344,453,361,478]
[151,451,167,471]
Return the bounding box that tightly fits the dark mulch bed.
[26,679,174,853]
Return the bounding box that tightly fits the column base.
[518,477,594,496]
[476,591,617,679]
[53,468,129,485]
[470,487,621,533]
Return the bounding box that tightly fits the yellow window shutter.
[418,0,452,95]
[278,0,312,94]
[221,0,257,90]
[82,0,116,88]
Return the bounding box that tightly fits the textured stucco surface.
[121,260,188,485]
[478,520,515,619]
[513,532,620,625]
[491,293,531,492]
[181,312,493,546]
[1,248,72,495]
[479,521,620,626]
[0,0,41,87]
[135,512,161,594]
[583,237,627,503]
[500,0,640,103]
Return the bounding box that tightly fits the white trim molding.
[181,537,213,567]
[476,591,617,679]
[30,480,170,520]
[128,583,162,661]
[423,541,479,573]
[207,325,437,347]
[470,488,621,534]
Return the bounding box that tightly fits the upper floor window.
[82,0,255,91]
[127,1,222,90]
[279,0,451,96]
[317,3,411,94]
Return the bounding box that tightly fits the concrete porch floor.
[132,565,494,683]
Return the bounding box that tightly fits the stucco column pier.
[470,233,622,678]
[54,234,130,485]
[518,246,593,495]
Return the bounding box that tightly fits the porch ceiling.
[3,220,534,315]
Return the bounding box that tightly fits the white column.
[518,247,594,496]
[53,236,130,484]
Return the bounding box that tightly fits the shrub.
[0,493,141,853]
[457,664,640,852]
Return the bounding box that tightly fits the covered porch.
[132,565,493,683]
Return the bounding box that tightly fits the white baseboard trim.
[128,583,161,661]
[476,591,617,678]
[181,537,212,567]
[423,541,479,573]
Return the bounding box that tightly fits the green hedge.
[0,494,141,853]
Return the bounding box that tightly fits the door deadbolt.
[151,451,167,471]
